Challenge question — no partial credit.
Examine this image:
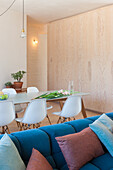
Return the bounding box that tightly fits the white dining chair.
[2,88,24,118]
[27,87,39,93]
[52,96,82,123]
[0,101,15,134]
[15,99,47,130]
[2,88,17,95]
[27,86,53,124]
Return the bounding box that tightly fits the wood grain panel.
[27,17,47,91]
[48,5,113,112]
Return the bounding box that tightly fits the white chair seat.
[15,105,24,113]
[52,96,82,123]
[15,99,47,126]
[47,105,53,110]
[0,101,15,133]
[15,117,23,122]
[2,88,24,115]
[52,112,61,116]
[27,87,39,93]
[27,87,53,111]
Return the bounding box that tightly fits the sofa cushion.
[26,148,53,170]
[90,114,113,156]
[0,133,26,170]
[40,123,75,169]
[59,164,99,170]
[65,118,93,132]
[60,164,69,170]
[56,127,104,170]
[106,112,113,120]
[0,134,22,156]
[91,153,113,170]
[11,129,56,168]
[80,163,100,170]
[87,112,113,122]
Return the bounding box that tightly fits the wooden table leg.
[81,99,87,118]
[59,101,64,110]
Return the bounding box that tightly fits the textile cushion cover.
[27,148,53,170]
[0,113,113,170]
[90,114,113,156]
[56,127,105,170]
[40,123,75,169]
[11,129,56,168]
[0,133,26,170]
[0,134,22,156]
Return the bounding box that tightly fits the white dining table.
[1,91,89,118]
[5,91,89,103]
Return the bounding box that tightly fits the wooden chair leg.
[6,125,10,134]
[68,117,71,121]
[35,123,40,128]
[73,117,76,120]
[19,123,23,131]
[15,114,20,128]
[15,113,18,118]
[33,124,35,129]
[16,121,22,131]
[1,126,10,134]
[46,114,52,125]
[20,126,22,131]
[57,116,61,124]
[2,126,5,134]
[24,124,31,130]
[16,121,20,128]
[61,117,67,123]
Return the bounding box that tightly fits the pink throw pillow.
[26,148,53,170]
[56,127,105,170]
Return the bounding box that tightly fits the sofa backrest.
[11,129,56,168]
[40,118,95,169]
[0,118,97,169]
[1,112,113,169]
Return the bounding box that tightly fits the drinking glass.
[68,81,74,94]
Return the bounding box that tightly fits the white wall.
[0,9,27,90]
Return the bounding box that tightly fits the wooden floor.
[1,102,100,133]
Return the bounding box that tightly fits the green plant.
[35,90,70,99]
[5,81,12,86]
[11,71,26,82]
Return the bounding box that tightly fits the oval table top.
[1,91,89,104]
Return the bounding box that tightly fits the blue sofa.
[1,112,113,170]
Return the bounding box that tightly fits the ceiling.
[0,0,113,23]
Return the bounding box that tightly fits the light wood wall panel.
[48,5,113,112]
[27,17,47,91]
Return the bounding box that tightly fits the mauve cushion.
[26,148,53,170]
[56,127,105,170]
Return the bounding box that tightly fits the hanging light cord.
[22,0,24,30]
[0,0,16,17]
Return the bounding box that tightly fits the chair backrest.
[27,87,39,93]
[60,96,82,118]
[22,99,47,124]
[2,88,17,95]
[0,101,15,126]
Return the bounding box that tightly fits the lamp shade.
[21,29,26,38]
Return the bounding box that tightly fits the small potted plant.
[11,71,26,89]
[5,81,12,88]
